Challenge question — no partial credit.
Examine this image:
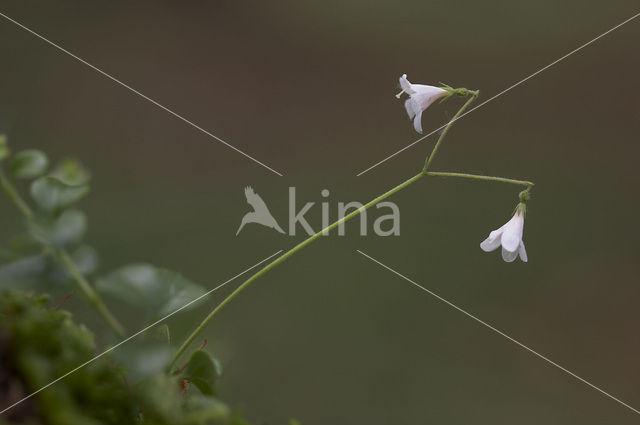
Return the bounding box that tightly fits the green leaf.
[0,135,9,160]
[181,350,222,396]
[50,158,91,185]
[132,375,182,423]
[70,245,99,275]
[182,395,229,425]
[113,340,173,381]
[0,233,42,261]
[27,209,87,248]
[30,176,89,214]
[96,264,207,319]
[0,255,47,289]
[10,149,49,179]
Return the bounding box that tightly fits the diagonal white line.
[356,11,640,177]
[0,249,284,416]
[356,249,640,416]
[0,11,284,177]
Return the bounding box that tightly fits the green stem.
[0,166,125,336]
[57,250,125,335]
[426,171,534,187]
[0,168,34,218]
[422,91,478,173]
[169,172,425,369]
[173,89,535,368]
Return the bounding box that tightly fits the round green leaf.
[182,395,229,424]
[0,255,47,289]
[30,176,89,214]
[50,158,90,185]
[27,209,87,248]
[70,245,99,275]
[113,341,174,381]
[96,264,207,319]
[181,350,222,396]
[10,149,49,179]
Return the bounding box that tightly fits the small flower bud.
[519,189,531,203]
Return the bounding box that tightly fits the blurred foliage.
[0,138,296,424]
[49,159,91,186]
[0,135,9,161]
[29,177,89,215]
[96,265,207,321]
[181,350,222,397]
[0,138,206,324]
[0,289,234,425]
[10,150,48,180]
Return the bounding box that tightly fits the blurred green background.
[1,1,639,423]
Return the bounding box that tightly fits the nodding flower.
[480,204,528,263]
[396,74,448,134]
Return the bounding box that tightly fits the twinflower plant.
[0,75,537,422]
[170,74,536,368]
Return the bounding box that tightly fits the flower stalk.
[422,90,478,173]
[170,172,425,369]
[426,171,534,187]
[171,84,535,368]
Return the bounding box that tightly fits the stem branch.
[426,171,534,187]
[423,91,478,173]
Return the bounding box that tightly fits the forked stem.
[172,89,488,368]
[171,89,536,368]
[423,90,478,173]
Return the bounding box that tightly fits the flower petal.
[518,241,528,262]
[404,99,416,120]
[501,233,520,253]
[411,85,448,110]
[480,229,503,252]
[501,247,518,262]
[501,213,524,252]
[413,110,423,133]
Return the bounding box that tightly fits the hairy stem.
[0,167,125,336]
